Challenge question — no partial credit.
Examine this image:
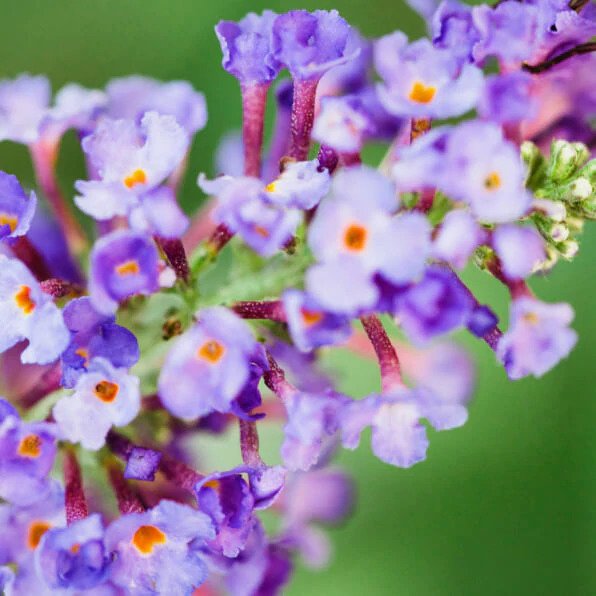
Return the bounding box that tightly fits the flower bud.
[558,239,579,259]
[532,198,566,222]
[548,140,588,183]
[569,177,593,201]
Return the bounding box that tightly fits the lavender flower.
[492,225,546,280]
[89,230,160,315]
[53,358,141,450]
[0,172,37,241]
[0,255,69,364]
[497,298,578,380]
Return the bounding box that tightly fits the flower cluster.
[0,1,594,594]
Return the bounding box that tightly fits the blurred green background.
[0,1,594,594]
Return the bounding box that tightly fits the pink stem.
[108,464,145,514]
[263,350,296,401]
[40,278,82,298]
[64,449,88,525]
[19,364,62,409]
[232,300,286,322]
[29,141,87,255]
[10,236,53,281]
[241,82,270,178]
[239,419,264,467]
[155,236,190,282]
[289,78,319,161]
[360,314,403,392]
[485,257,534,299]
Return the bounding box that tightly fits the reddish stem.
[64,449,88,525]
[289,78,319,161]
[239,419,264,467]
[207,223,234,254]
[360,314,403,392]
[29,141,87,256]
[232,300,286,322]
[317,145,339,174]
[155,236,190,283]
[10,236,53,281]
[108,464,145,514]
[263,350,295,401]
[19,364,62,409]
[40,278,82,298]
[485,257,533,299]
[241,82,270,178]
[159,455,204,492]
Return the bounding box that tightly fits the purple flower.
[283,289,352,352]
[215,12,281,85]
[493,225,546,280]
[106,75,207,137]
[0,255,69,364]
[104,500,214,594]
[431,0,479,63]
[89,230,160,315]
[394,266,474,344]
[202,175,300,257]
[272,10,357,81]
[53,357,141,450]
[43,83,107,140]
[375,32,483,119]
[36,513,111,590]
[497,297,577,380]
[0,172,37,241]
[61,297,139,388]
[341,387,468,468]
[281,390,344,471]
[265,159,330,210]
[478,72,539,124]
[432,210,485,269]
[124,447,162,482]
[158,307,265,419]
[0,400,58,506]
[128,186,189,239]
[0,482,65,566]
[195,470,256,558]
[0,74,50,144]
[75,112,188,221]
[442,121,533,223]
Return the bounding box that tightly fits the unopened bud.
[570,177,593,201]
[549,140,588,183]
[558,239,579,259]
[548,223,569,243]
[532,198,566,222]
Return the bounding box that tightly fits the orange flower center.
[94,381,119,403]
[343,224,368,252]
[124,169,147,189]
[0,213,18,232]
[75,347,90,364]
[115,260,140,276]
[484,171,501,191]
[132,525,167,554]
[14,285,36,315]
[18,434,42,458]
[300,308,323,326]
[253,225,270,238]
[197,340,225,364]
[408,81,437,104]
[27,521,52,549]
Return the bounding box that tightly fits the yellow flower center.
[115,260,140,276]
[14,285,36,315]
[343,224,368,252]
[124,169,147,189]
[197,340,226,364]
[484,171,502,191]
[0,213,18,232]
[300,308,323,326]
[132,525,167,555]
[27,521,52,549]
[18,434,42,458]
[94,381,119,403]
[408,81,437,104]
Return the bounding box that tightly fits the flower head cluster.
[0,1,594,593]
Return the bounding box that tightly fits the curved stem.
[289,78,319,161]
[63,449,88,525]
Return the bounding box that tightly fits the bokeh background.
[1,1,594,594]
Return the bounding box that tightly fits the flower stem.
[107,463,145,514]
[232,300,286,322]
[10,236,53,281]
[29,141,87,256]
[155,236,190,283]
[263,80,294,181]
[239,419,264,467]
[241,82,270,178]
[263,350,295,401]
[360,314,403,392]
[63,449,88,525]
[289,78,319,161]
[19,364,62,409]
